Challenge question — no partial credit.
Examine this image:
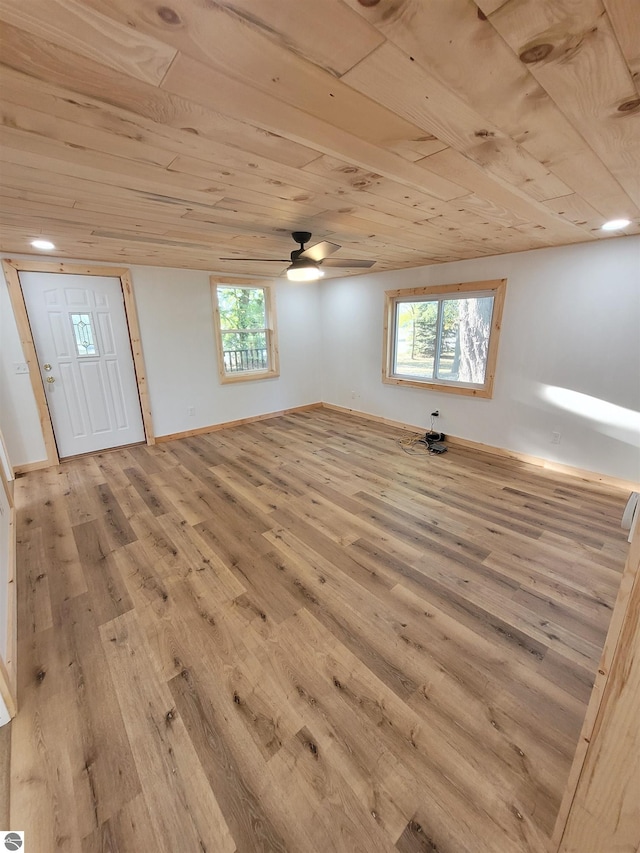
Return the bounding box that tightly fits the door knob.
[43,363,52,371]
[46,376,56,383]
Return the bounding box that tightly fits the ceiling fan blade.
[300,240,341,261]
[219,257,290,261]
[321,258,376,268]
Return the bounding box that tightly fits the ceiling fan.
[220,231,376,281]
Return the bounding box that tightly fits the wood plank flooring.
[9,410,629,852]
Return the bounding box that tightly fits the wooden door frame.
[1,259,155,469]
[551,516,640,851]
[0,427,16,719]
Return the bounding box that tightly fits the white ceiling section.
[0,0,638,276]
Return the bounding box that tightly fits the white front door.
[20,272,146,458]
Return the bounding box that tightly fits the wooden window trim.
[382,278,507,398]
[210,277,280,384]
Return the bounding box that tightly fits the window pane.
[70,313,97,356]
[221,330,268,373]
[217,285,266,331]
[436,296,494,384]
[216,285,270,374]
[393,300,438,379]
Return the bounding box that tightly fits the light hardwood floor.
[9,410,629,852]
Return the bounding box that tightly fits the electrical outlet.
[188,406,195,417]
[551,431,561,444]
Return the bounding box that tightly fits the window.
[70,313,98,356]
[383,279,506,398]
[211,278,279,383]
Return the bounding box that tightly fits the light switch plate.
[14,362,29,374]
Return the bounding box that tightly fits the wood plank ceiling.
[0,0,638,277]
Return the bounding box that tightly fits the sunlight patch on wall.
[542,385,640,446]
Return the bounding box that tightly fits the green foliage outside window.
[217,285,267,351]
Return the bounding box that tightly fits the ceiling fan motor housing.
[291,231,312,245]
[291,231,312,260]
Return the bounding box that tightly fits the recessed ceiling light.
[601,219,631,232]
[31,239,56,250]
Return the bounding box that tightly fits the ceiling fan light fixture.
[286,258,324,281]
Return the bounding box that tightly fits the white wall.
[0,277,48,465]
[2,237,639,481]
[321,236,640,483]
[0,694,9,727]
[0,256,322,465]
[131,266,322,437]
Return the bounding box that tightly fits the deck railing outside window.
[223,347,268,372]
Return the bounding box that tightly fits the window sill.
[382,375,494,398]
[219,369,280,385]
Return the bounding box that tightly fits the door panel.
[79,359,110,433]
[20,272,146,458]
[106,361,128,429]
